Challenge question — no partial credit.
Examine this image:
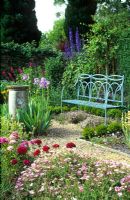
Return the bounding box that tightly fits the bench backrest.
[76,74,124,105]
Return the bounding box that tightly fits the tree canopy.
[1,0,41,44]
[54,0,97,38]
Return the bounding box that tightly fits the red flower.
[66,142,76,148]
[11,159,18,165]
[2,70,6,76]
[10,67,14,73]
[31,139,42,145]
[17,68,23,74]
[17,145,28,154]
[8,72,14,81]
[23,159,30,165]
[42,145,50,152]
[52,144,60,148]
[33,149,40,157]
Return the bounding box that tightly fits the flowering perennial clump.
[33,77,50,88]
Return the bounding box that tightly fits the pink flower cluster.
[0,137,9,144]
[114,175,130,196]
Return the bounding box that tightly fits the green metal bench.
[61,74,124,124]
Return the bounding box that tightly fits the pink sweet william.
[0,137,9,144]
[23,159,31,166]
[52,144,60,148]
[20,141,28,147]
[66,142,76,148]
[11,159,18,165]
[17,145,28,155]
[42,145,50,152]
[9,131,19,140]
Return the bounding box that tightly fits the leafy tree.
[85,1,130,74]
[1,0,41,44]
[62,1,130,91]
[46,18,67,50]
[54,0,97,38]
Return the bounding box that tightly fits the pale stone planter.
[7,85,29,117]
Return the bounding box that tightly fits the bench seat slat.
[62,99,121,109]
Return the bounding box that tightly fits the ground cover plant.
[11,143,130,200]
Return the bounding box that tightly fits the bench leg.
[105,109,107,125]
[61,101,63,113]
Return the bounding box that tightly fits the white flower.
[7,146,14,151]
[9,140,16,144]
[29,190,35,195]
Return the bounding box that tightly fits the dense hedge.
[0,41,57,79]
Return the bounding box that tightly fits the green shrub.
[70,106,78,111]
[82,127,95,139]
[107,109,122,119]
[1,116,24,138]
[45,53,65,87]
[107,121,122,133]
[95,124,107,136]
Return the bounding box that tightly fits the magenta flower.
[23,159,31,166]
[0,137,9,144]
[20,141,29,148]
[17,145,28,155]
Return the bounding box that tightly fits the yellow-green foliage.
[122,111,130,148]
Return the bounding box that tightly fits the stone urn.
[7,85,29,117]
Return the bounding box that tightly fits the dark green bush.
[1,41,57,79]
[70,106,78,111]
[45,53,65,87]
[82,127,95,139]
[107,122,122,133]
[49,105,71,114]
[95,124,107,136]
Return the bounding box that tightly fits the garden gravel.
[41,120,130,165]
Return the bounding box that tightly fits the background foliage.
[1,0,41,44]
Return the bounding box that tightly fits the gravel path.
[42,120,130,165]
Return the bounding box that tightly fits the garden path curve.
[42,120,130,165]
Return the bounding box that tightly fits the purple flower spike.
[22,74,29,81]
[34,78,40,85]
[39,77,50,88]
[75,27,81,52]
[69,27,75,53]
